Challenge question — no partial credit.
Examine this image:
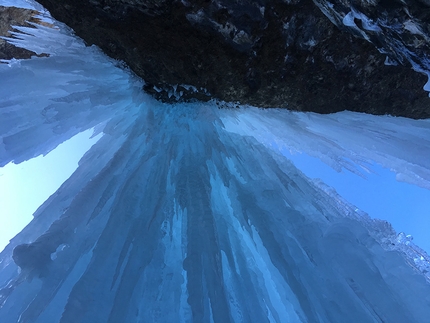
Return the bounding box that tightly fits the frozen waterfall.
[1,2,430,322]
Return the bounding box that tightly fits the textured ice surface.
[0,5,430,323]
[220,107,430,190]
[0,16,142,166]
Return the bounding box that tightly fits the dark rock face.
[0,6,50,60]
[12,243,51,273]
[24,1,430,118]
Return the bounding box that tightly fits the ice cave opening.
[0,1,430,322]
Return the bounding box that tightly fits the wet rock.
[0,6,50,60]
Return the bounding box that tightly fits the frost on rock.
[1,5,430,323]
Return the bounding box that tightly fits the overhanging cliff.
[22,0,430,118]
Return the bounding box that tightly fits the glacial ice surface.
[1,3,430,323]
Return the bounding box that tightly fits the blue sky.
[0,129,101,252]
[283,150,430,253]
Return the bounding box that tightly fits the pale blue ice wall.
[0,2,430,323]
